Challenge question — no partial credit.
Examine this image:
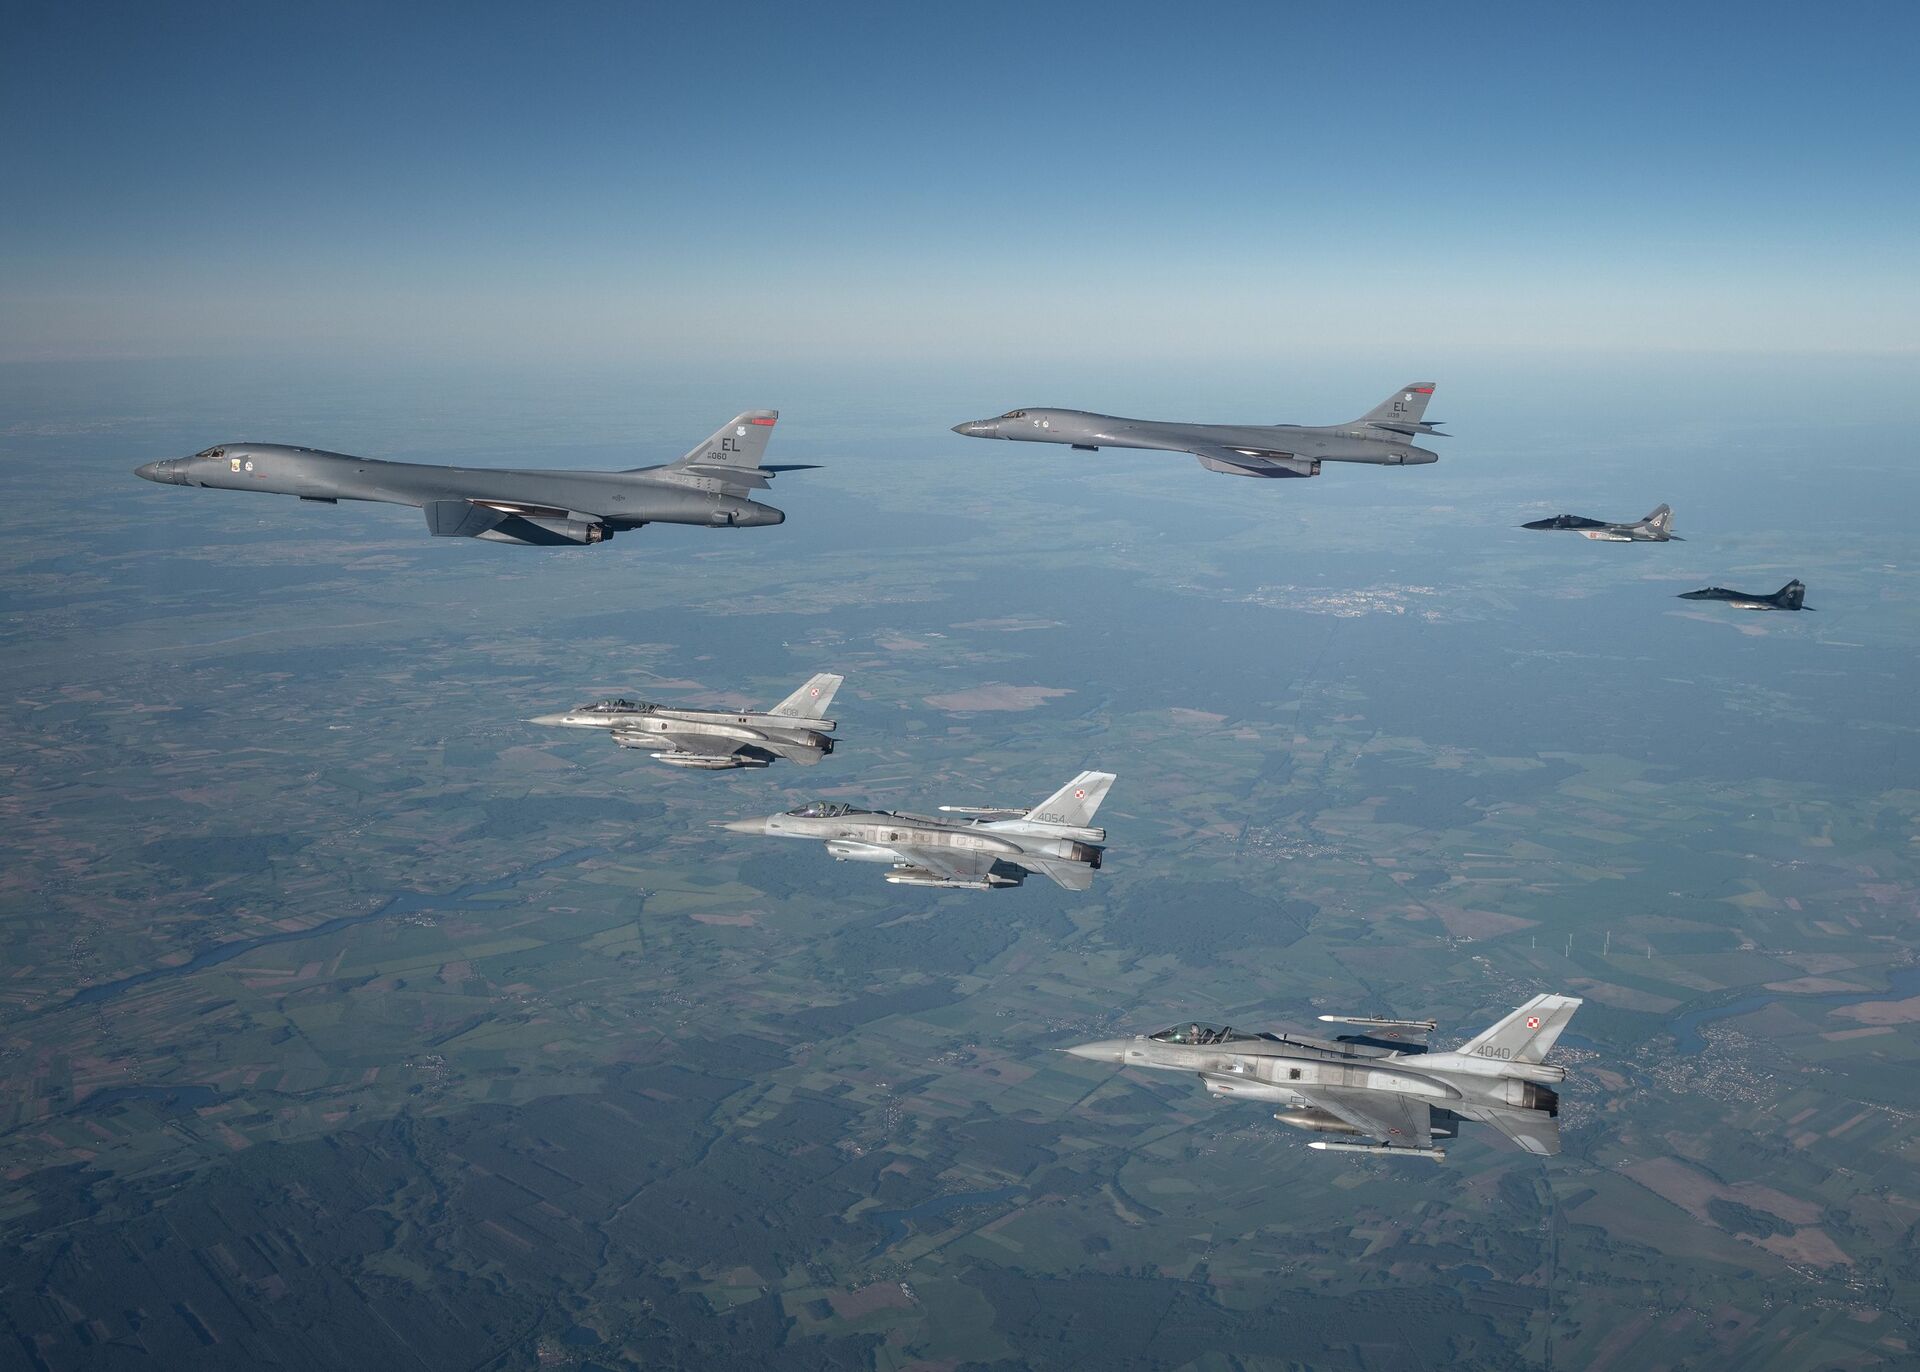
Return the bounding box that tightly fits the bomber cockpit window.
[1150,1022,1250,1046]
[788,801,851,818]
[195,447,227,459]
[999,411,1027,419]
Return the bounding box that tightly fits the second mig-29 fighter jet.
[714,770,1115,890]
[1523,503,1680,541]
[531,673,843,770]
[950,383,1444,480]
[1678,579,1810,611]
[134,411,813,546]
[1064,994,1583,1160]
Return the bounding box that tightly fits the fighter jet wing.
[619,728,740,758]
[1187,445,1320,479]
[1476,1107,1561,1157]
[886,845,998,881]
[1293,1085,1433,1148]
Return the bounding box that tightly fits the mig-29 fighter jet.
[531,673,843,770]
[1064,994,1583,1160]
[714,770,1115,890]
[1523,504,1679,541]
[1678,579,1810,611]
[950,383,1444,480]
[135,411,813,546]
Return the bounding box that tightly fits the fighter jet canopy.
[1150,1022,1257,1046]
[788,801,853,818]
[579,697,648,713]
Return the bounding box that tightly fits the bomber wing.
[1293,1085,1433,1149]
[1188,444,1321,479]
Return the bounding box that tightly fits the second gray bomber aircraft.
[135,411,811,546]
[951,383,1443,479]
[532,673,843,770]
[716,770,1115,890]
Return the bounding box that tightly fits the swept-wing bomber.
[1678,579,1809,611]
[1523,504,1680,541]
[532,673,843,770]
[135,412,813,546]
[950,383,1444,479]
[1065,994,1583,1160]
[715,770,1115,890]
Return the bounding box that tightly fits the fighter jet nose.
[713,818,769,835]
[527,714,572,727]
[1062,1039,1129,1063]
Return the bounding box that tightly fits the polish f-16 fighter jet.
[714,770,1115,890]
[1523,504,1679,541]
[531,673,843,770]
[950,384,1443,479]
[1678,579,1810,611]
[134,411,813,546]
[1064,994,1583,1160]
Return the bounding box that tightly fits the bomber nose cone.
[1060,1039,1129,1063]
[135,460,173,483]
[952,420,990,437]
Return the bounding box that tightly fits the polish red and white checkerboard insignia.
[1525,1016,1541,1029]
[809,686,819,698]
[1073,787,1086,799]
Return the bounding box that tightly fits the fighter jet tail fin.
[769,673,843,720]
[1638,504,1675,537]
[1455,994,1582,1065]
[1353,383,1438,434]
[1775,579,1806,610]
[641,411,780,475]
[1025,770,1116,829]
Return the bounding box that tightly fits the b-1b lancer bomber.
[1523,504,1679,541]
[714,770,1115,890]
[1678,579,1810,611]
[1064,994,1583,1160]
[531,673,843,770]
[950,383,1444,480]
[134,411,812,546]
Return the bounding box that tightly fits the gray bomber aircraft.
[1065,993,1583,1160]
[530,673,843,770]
[134,411,811,546]
[950,383,1443,479]
[714,770,1115,890]
[1523,503,1679,541]
[1678,579,1809,611]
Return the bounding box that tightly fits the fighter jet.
[1064,994,1583,1160]
[714,770,1115,890]
[134,411,813,546]
[1678,579,1810,611]
[531,673,843,770]
[950,383,1443,480]
[1523,504,1679,541]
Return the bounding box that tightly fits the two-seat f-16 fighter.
[1678,579,1810,611]
[1065,994,1583,1160]
[949,383,1444,480]
[1523,504,1680,541]
[714,770,1115,891]
[531,673,843,770]
[134,411,813,546]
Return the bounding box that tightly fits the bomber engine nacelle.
[477,516,613,546]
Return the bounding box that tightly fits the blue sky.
[3,1,1916,364]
